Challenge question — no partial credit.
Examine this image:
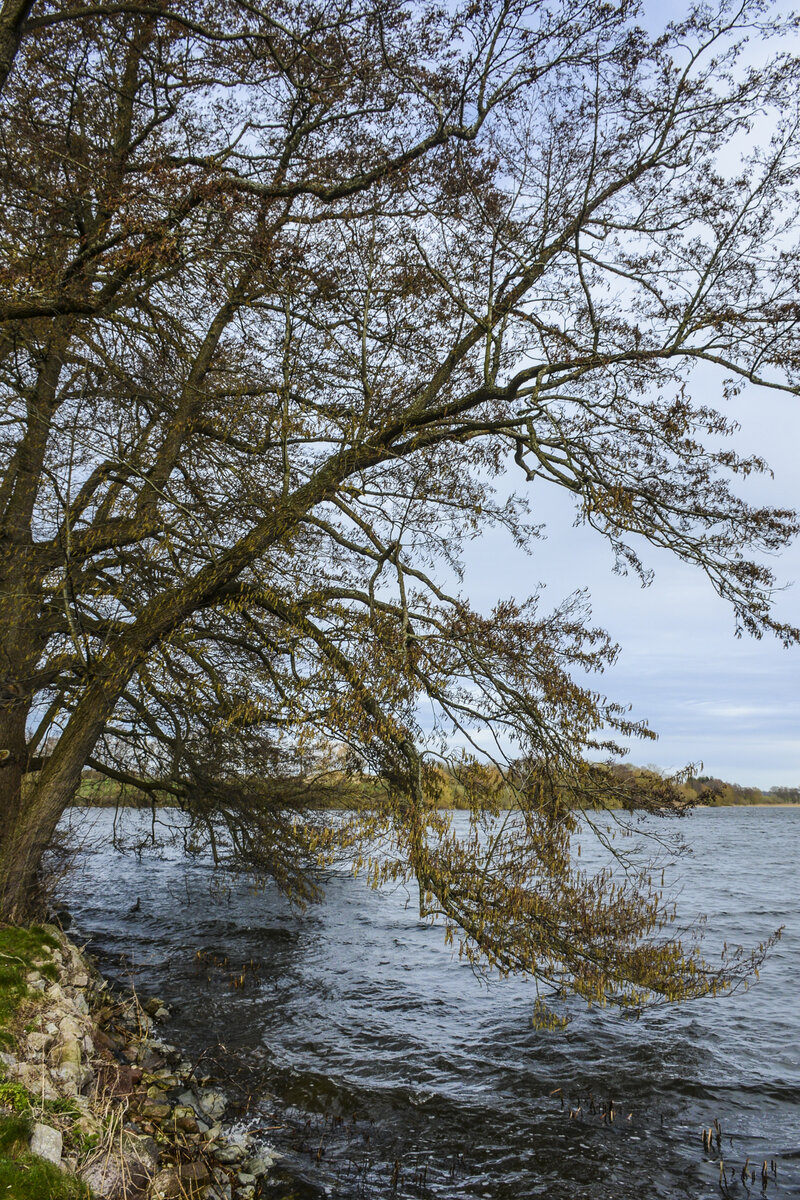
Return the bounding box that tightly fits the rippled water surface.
[56,807,800,1199]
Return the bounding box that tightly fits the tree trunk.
[0,683,115,921]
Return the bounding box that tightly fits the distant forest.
[74,765,799,811]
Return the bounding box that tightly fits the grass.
[0,925,59,1038]
[0,1150,93,1199]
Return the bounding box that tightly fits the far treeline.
[75,765,800,811]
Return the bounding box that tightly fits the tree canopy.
[0,0,798,1016]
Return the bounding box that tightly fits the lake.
[56,806,800,1199]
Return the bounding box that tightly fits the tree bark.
[0,679,117,921]
[0,0,32,98]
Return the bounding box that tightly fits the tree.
[0,0,798,1016]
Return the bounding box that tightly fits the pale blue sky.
[452,0,800,789]
[462,378,800,788]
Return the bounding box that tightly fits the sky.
[446,0,800,790]
[460,373,800,790]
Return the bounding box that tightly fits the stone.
[25,971,42,984]
[206,1169,233,1200]
[236,1173,256,1186]
[72,990,89,1015]
[140,1097,172,1121]
[148,1161,207,1199]
[199,1185,231,1200]
[77,1113,101,1138]
[60,1036,82,1067]
[138,1046,164,1072]
[59,1016,85,1040]
[12,1061,59,1100]
[197,1089,227,1121]
[0,1051,16,1070]
[53,1062,82,1095]
[149,1168,182,1199]
[180,1161,210,1186]
[171,1105,199,1134]
[214,1143,247,1165]
[25,1031,50,1058]
[30,1122,62,1166]
[243,1152,278,1177]
[73,973,89,988]
[82,1132,159,1200]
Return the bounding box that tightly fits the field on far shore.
[73,767,800,811]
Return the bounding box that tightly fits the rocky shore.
[1,924,278,1198]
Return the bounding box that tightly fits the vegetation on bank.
[0,926,93,1199]
[74,765,800,811]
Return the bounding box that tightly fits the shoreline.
[0,924,279,1199]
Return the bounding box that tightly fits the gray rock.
[200,1185,231,1200]
[72,990,89,1015]
[30,1122,62,1166]
[243,1152,279,1177]
[59,1016,85,1040]
[236,1173,256,1186]
[80,1132,159,1200]
[13,1062,58,1100]
[214,1143,247,1164]
[198,1089,227,1121]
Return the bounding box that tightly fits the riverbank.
[0,923,278,1198]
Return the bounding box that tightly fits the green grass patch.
[0,1113,93,1199]
[0,1084,31,1114]
[0,1114,30,1157]
[0,1149,93,1199]
[0,924,59,1036]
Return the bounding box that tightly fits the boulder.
[139,1097,172,1121]
[197,1089,227,1121]
[72,990,90,1015]
[214,1143,247,1165]
[243,1152,279,1177]
[59,1016,85,1041]
[59,1035,82,1067]
[149,1161,208,1199]
[30,1122,62,1166]
[81,1133,159,1200]
[171,1105,199,1134]
[25,1031,50,1059]
[12,1061,58,1100]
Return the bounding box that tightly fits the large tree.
[0,0,798,1014]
